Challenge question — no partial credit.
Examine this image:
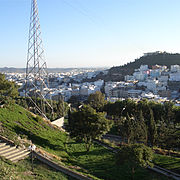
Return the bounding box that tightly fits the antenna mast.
[25,0,53,119]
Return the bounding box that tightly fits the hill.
[0,104,172,180]
[0,67,106,73]
[94,52,180,82]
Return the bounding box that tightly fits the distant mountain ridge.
[1,52,180,82]
[93,52,180,82]
[0,67,106,73]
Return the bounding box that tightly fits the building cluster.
[105,64,180,103]
[5,69,106,102]
[4,64,180,104]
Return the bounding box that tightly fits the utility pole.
[25,0,53,119]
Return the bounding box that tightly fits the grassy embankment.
[0,156,75,180]
[153,154,180,174]
[0,104,173,180]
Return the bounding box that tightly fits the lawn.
[64,140,172,180]
[153,154,180,174]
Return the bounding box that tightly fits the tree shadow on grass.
[70,148,110,157]
[13,125,64,151]
[160,161,180,173]
[65,141,78,145]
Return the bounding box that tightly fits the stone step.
[9,150,30,162]
[0,138,30,162]
[0,146,17,155]
[5,149,27,159]
[0,144,11,151]
[0,143,7,147]
[0,147,20,157]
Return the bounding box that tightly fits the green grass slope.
[153,154,180,174]
[0,104,172,180]
[0,104,68,159]
[0,156,74,180]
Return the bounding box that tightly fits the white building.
[146,79,158,92]
[140,65,148,71]
[169,73,180,81]
[158,76,168,82]
[133,72,147,81]
[127,89,142,98]
[94,79,104,87]
[143,51,162,56]
[105,82,118,97]
[171,65,180,72]
[71,88,80,96]
[125,75,134,81]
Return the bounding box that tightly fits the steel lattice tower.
[25,0,53,118]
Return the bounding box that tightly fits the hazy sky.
[1,0,180,68]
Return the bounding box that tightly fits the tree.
[67,105,112,151]
[88,91,107,111]
[117,113,135,144]
[149,101,164,123]
[156,119,168,148]
[123,99,137,117]
[116,144,153,179]
[163,101,175,125]
[0,73,18,98]
[103,100,125,119]
[148,108,157,146]
[173,106,180,124]
[0,73,19,107]
[67,95,80,108]
[136,110,148,144]
[157,122,180,150]
[57,98,69,118]
[125,113,136,144]
[137,99,150,122]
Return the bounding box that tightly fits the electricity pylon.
[25,0,53,119]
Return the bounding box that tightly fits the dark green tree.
[57,98,69,118]
[0,73,19,106]
[155,122,179,151]
[67,95,80,108]
[116,144,153,179]
[88,91,107,111]
[148,108,157,146]
[117,113,135,144]
[123,99,137,117]
[136,110,148,144]
[68,105,112,151]
[173,106,180,124]
[125,113,135,144]
[148,101,164,123]
[0,73,18,98]
[156,119,168,148]
[163,101,175,125]
[137,99,150,122]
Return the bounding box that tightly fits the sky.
[1,0,180,68]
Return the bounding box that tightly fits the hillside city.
[3,61,180,106]
[1,0,180,179]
